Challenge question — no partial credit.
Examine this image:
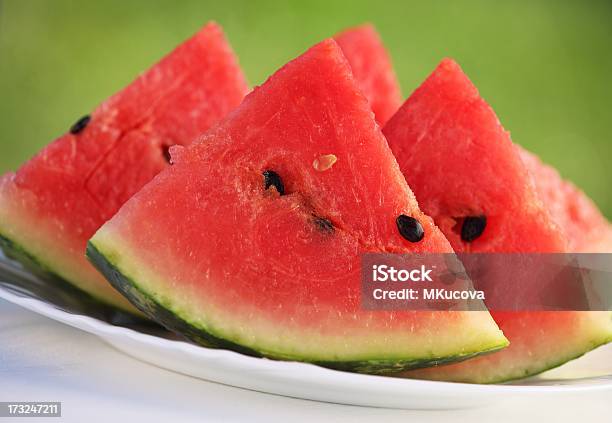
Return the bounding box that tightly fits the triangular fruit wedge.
[334,24,401,126]
[383,58,612,382]
[0,22,248,314]
[87,40,507,371]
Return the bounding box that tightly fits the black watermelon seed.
[162,145,172,164]
[396,215,425,243]
[313,216,334,233]
[262,170,285,195]
[461,215,487,242]
[70,115,91,134]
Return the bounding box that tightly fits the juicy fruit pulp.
[334,24,402,126]
[518,147,612,253]
[0,22,248,313]
[88,40,507,372]
[383,58,612,383]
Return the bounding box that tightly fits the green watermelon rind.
[453,332,612,385]
[86,240,508,374]
[1,233,67,287]
[508,337,612,384]
[0,232,101,302]
[498,318,612,384]
[0,232,145,320]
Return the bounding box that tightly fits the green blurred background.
[0,0,610,218]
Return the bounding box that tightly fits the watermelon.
[518,147,612,253]
[87,40,507,372]
[334,24,401,126]
[383,58,612,383]
[0,22,248,313]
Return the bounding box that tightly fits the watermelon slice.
[334,24,401,126]
[0,22,248,313]
[87,40,507,372]
[518,147,612,253]
[383,58,612,383]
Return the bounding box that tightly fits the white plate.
[1,285,611,410]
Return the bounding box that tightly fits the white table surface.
[0,298,609,422]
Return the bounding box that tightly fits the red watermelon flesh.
[0,22,248,313]
[518,147,612,252]
[383,58,612,382]
[334,24,402,126]
[87,40,507,370]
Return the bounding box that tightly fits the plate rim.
[1,286,611,398]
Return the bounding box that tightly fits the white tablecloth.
[0,298,609,422]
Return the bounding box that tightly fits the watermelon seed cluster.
[70,115,91,134]
[460,215,487,242]
[263,170,285,195]
[396,215,424,243]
